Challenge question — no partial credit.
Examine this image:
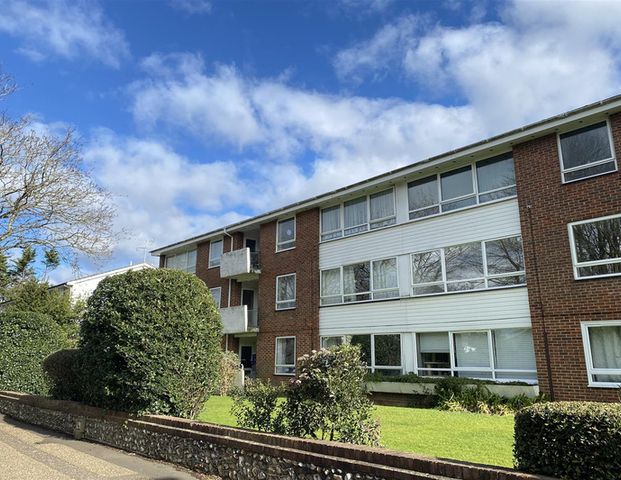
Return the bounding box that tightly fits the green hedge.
[42,349,82,401]
[515,402,621,479]
[0,311,69,395]
[78,268,222,418]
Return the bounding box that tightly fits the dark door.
[240,346,252,370]
[245,239,257,252]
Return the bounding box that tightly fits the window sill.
[275,246,296,253]
[587,382,621,389]
[574,271,621,281]
[275,306,297,311]
[274,372,296,376]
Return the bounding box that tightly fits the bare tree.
[0,75,115,259]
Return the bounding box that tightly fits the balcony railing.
[220,305,259,334]
[220,248,261,280]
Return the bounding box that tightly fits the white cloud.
[334,1,621,131]
[168,0,212,15]
[0,0,130,68]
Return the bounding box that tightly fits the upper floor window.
[411,236,525,296]
[407,153,515,220]
[559,121,616,183]
[321,257,399,305]
[208,239,223,268]
[165,249,197,274]
[209,287,221,308]
[581,322,621,387]
[276,273,296,310]
[320,188,396,241]
[276,217,296,251]
[569,214,621,279]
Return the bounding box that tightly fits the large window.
[165,249,197,273]
[320,257,399,305]
[275,336,296,375]
[275,273,296,310]
[569,214,621,279]
[276,218,296,251]
[581,322,621,387]
[559,121,616,183]
[417,328,537,382]
[411,236,525,296]
[320,188,396,241]
[209,287,221,308]
[320,333,403,376]
[407,153,516,220]
[208,240,223,268]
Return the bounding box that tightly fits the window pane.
[418,332,450,375]
[560,122,612,169]
[445,242,484,281]
[209,241,223,266]
[351,335,372,366]
[476,153,515,193]
[564,161,616,182]
[372,258,398,290]
[277,218,295,249]
[478,186,517,203]
[589,326,621,370]
[321,336,344,349]
[408,176,439,211]
[412,250,443,284]
[454,332,490,368]
[374,334,401,367]
[441,196,477,212]
[321,269,341,305]
[370,189,395,222]
[573,217,621,263]
[343,262,370,301]
[488,275,526,287]
[344,197,368,234]
[441,166,474,201]
[409,206,440,220]
[321,206,341,236]
[577,264,621,277]
[210,287,221,307]
[493,328,536,371]
[486,237,524,275]
[413,284,445,295]
[277,275,295,305]
[276,338,295,374]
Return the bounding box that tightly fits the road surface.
[0,413,218,480]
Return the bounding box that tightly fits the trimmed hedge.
[515,402,621,479]
[78,268,222,418]
[42,349,82,401]
[0,311,69,395]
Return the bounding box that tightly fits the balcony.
[220,248,261,281]
[220,305,259,334]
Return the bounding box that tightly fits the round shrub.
[78,268,222,418]
[0,311,69,395]
[42,349,82,401]
[515,401,621,479]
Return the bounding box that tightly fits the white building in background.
[51,263,155,302]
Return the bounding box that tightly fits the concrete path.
[0,413,218,480]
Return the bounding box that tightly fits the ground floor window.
[275,336,296,375]
[417,328,537,382]
[581,322,621,386]
[320,333,403,376]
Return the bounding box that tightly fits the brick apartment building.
[152,95,621,402]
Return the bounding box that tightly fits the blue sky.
[0,0,620,282]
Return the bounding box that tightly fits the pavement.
[0,413,218,480]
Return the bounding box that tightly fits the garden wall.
[0,391,555,480]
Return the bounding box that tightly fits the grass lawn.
[197,396,515,468]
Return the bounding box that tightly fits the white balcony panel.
[221,306,248,334]
[319,199,521,269]
[220,248,260,280]
[319,287,531,336]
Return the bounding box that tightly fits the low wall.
[0,391,555,480]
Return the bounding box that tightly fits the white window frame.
[276,217,296,252]
[414,328,538,383]
[274,336,296,376]
[209,287,222,308]
[557,119,617,184]
[165,249,197,274]
[581,321,621,388]
[275,273,296,310]
[410,235,526,297]
[320,333,404,374]
[208,239,223,268]
[320,187,397,242]
[407,152,516,221]
[320,256,400,306]
[568,213,621,280]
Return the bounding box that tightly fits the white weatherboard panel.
[319,287,531,336]
[319,199,521,269]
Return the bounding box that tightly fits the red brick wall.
[513,113,621,401]
[256,209,320,383]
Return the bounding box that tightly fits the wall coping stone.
[0,391,556,480]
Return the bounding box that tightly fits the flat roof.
[152,93,621,255]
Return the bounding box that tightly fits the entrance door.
[240,345,253,377]
[242,289,256,328]
[245,238,257,252]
